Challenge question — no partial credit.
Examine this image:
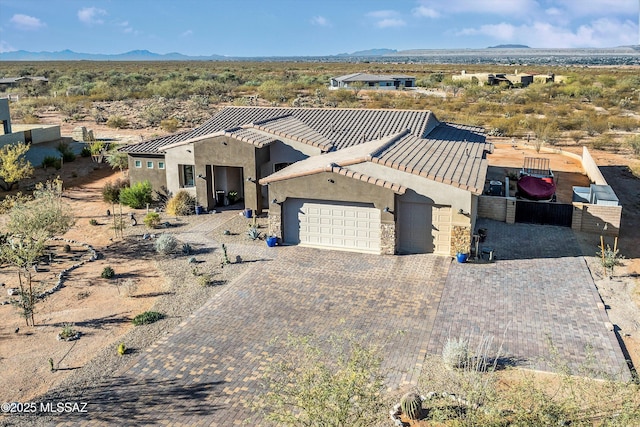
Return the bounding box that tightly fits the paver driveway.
[53,246,450,426]
[427,219,630,380]
[19,217,630,426]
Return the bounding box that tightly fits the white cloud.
[367,10,406,28]
[555,0,636,16]
[181,30,193,37]
[78,7,107,25]
[412,5,439,18]
[545,7,563,16]
[367,10,398,19]
[415,0,538,17]
[311,15,330,27]
[457,22,516,40]
[10,14,45,30]
[457,17,638,48]
[376,18,406,28]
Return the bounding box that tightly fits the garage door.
[283,199,381,254]
[398,202,451,255]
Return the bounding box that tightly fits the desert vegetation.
[2,61,638,160]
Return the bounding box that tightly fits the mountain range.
[0,46,638,61]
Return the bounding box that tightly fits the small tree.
[119,180,153,208]
[257,332,387,426]
[0,142,34,190]
[0,178,74,326]
[106,149,129,175]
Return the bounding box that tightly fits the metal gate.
[515,200,573,227]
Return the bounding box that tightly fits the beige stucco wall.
[571,202,621,236]
[348,162,473,227]
[165,144,197,198]
[128,155,167,193]
[267,170,396,253]
[478,195,507,222]
[192,135,262,212]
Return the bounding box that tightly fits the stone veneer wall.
[380,222,395,255]
[268,213,282,239]
[451,225,472,256]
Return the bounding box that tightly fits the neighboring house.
[329,73,415,90]
[0,76,49,88]
[0,97,61,145]
[452,70,534,87]
[120,107,492,256]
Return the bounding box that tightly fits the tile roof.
[247,115,333,151]
[259,134,410,194]
[120,106,490,194]
[374,128,493,194]
[119,106,439,154]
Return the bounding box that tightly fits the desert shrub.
[442,337,469,369]
[101,266,115,279]
[198,273,213,287]
[102,178,129,204]
[143,212,161,228]
[56,141,76,162]
[106,115,128,129]
[626,134,640,157]
[160,117,180,132]
[63,244,71,253]
[80,145,91,157]
[117,342,126,355]
[132,311,164,326]
[41,156,61,170]
[22,114,40,124]
[155,233,177,254]
[182,243,192,255]
[58,323,78,340]
[165,190,195,216]
[257,332,387,426]
[608,115,639,132]
[119,180,152,208]
[89,218,98,226]
[591,133,614,150]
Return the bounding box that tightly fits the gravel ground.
[6,209,272,427]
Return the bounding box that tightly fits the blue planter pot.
[266,236,277,247]
[456,253,469,263]
[243,209,253,218]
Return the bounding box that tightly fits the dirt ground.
[1,109,639,405]
[0,159,162,402]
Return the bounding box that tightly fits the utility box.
[489,180,503,196]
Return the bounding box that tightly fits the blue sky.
[0,0,638,56]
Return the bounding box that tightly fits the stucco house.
[120,106,492,256]
[452,70,534,87]
[329,73,415,90]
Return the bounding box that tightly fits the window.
[180,164,195,187]
[134,160,142,168]
[146,161,154,169]
[158,161,165,169]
